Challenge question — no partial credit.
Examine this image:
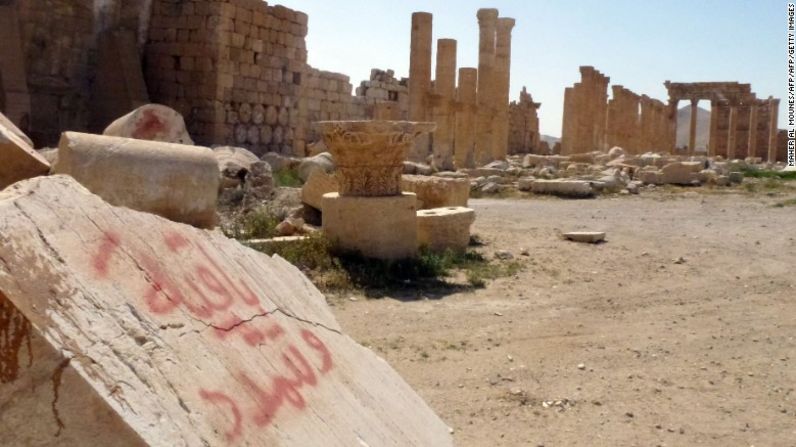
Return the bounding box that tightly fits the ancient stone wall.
[507,87,540,154]
[300,67,366,144]
[145,0,309,155]
[354,68,408,120]
[11,0,152,146]
[560,66,609,155]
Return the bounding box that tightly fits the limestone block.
[638,170,662,185]
[563,231,606,243]
[517,176,535,191]
[103,104,194,145]
[0,119,50,190]
[417,206,475,253]
[302,169,338,210]
[530,179,595,198]
[298,152,335,182]
[54,132,219,228]
[660,162,699,185]
[0,176,453,447]
[322,192,418,259]
[401,174,469,209]
[0,111,33,147]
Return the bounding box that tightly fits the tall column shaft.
[455,67,478,168]
[561,87,574,155]
[767,98,780,162]
[747,102,759,158]
[491,17,515,160]
[408,12,433,162]
[688,98,698,154]
[431,38,457,170]
[727,105,738,160]
[708,101,718,157]
[475,8,498,165]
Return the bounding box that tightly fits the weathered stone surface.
[297,152,335,182]
[103,104,193,145]
[213,146,261,183]
[0,117,50,190]
[530,179,595,198]
[322,192,418,259]
[261,152,301,172]
[563,231,606,243]
[401,174,469,209]
[315,121,435,197]
[0,111,33,147]
[302,170,339,211]
[660,162,698,185]
[417,207,475,253]
[639,170,662,185]
[54,132,219,228]
[403,160,434,176]
[0,176,453,446]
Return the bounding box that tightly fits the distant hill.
[540,134,560,146]
[676,105,710,151]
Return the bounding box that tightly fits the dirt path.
[330,190,796,446]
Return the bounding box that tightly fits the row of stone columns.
[408,9,515,169]
[560,66,609,155]
[605,86,669,154]
[703,96,780,162]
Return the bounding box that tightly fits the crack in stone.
[51,357,72,437]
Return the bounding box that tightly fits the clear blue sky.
[286,0,785,137]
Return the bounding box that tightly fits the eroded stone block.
[0,118,50,190]
[417,206,475,253]
[322,192,418,259]
[0,176,453,446]
[401,174,469,209]
[54,132,219,228]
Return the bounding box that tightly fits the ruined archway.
[664,81,780,161]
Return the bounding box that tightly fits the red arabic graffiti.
[91,229,336,443]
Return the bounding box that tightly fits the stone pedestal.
[322,192,418,259]
[417,206,475,254]
[316,120,434,260]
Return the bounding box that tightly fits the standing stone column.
[491,17,515,160]
[688,98,698,154]
[727,104,738,160]
[455,67,478,168]
[408,12,433,161]
[666,99,678,153]
[767,97,780,163]
[708,100,719,157]
[475,8,498,166]
[432,38,457,170]
[747,101,759,159]
[561,87,574,155]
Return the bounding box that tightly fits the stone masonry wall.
[13,0,151,146]
[145,0,309,156]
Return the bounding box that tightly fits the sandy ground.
[330,189,796,446]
